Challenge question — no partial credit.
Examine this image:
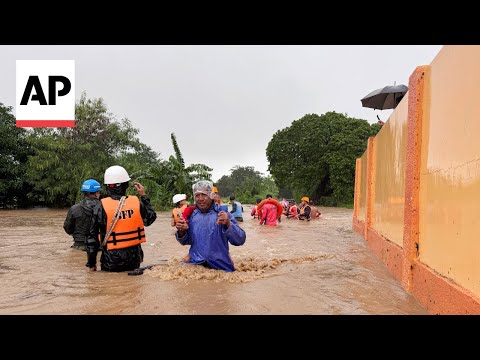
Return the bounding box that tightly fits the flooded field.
[0,206,426,314]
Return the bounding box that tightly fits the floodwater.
[0,205,426,314]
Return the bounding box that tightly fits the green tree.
[216,165,278,204]
[26,93,150,207]
[117,142,164,209]
[261,176,279,199]
[169,133,212,192]
[266,111,380,206]
[215,174,233,198]
[5,93,213,210]
[0,103,32,208]
[216,166,263,197]
[135,133,213,209]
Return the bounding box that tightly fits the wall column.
[364,137,376,240]
[401,65,429,291]
[353,158,361,220]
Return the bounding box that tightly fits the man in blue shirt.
[175,180,246,272]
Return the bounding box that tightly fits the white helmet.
[172,194,187,204]
[104,165,131,185]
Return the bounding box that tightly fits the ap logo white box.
[16,60,75,128]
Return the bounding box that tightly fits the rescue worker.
[298,196,312,221]
[175,180,246,272]
[64,179,102,251]
[260,195,279,226]
[171,194,188,227]
[229,195,243,222]
[86,165,157,272]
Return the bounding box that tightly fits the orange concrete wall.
[353,158,361,218]
[367,228,404,281]
[418,46,480,298]
[353,46,480,313]
[357,151,368,222]
[412,261,480,314]
[372,95,408,247]
[352,158,365,234]
[402,65,427,293]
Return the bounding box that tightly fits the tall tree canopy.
[0,93,212,210]
[25,93,149,207]
[0,103,32,208]
[216,165,278,204]
[266,111,380,206]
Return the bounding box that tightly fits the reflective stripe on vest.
[101,196,146,250]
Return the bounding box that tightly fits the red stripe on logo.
[16,120,75,128]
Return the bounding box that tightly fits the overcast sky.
[0,45,443,181]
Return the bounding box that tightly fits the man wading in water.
[175,180,246,272]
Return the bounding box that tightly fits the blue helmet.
[81,179,101,193]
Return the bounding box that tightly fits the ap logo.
[16,60,75,128]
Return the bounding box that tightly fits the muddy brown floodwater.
[0,206,426,314]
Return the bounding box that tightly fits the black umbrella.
[361,84,408,110]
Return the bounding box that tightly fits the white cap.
[172,194,187,204]
[104,165,131,185]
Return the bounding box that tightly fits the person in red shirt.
[260,195,279,226]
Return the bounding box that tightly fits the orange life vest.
[299,204,311,219]
[172,204,187,224]
[101,196,146,250]
[257,198,283,219]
